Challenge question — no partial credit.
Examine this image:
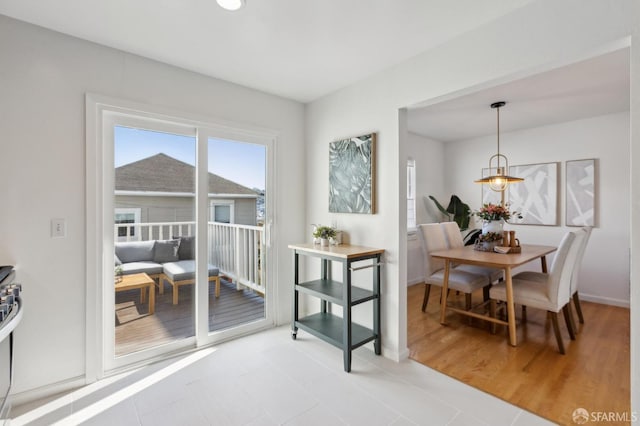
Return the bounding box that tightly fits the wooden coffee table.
[115,273,155,314]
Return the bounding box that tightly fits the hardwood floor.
[408,283,631,425]
[115,278,264,356]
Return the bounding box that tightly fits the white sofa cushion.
[163,260,219,282]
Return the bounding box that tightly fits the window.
[407,159,416,230]
[115,208,141,240]
[210,200,235,224]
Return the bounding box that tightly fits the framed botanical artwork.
[329,133,376,214]
[566,159,596,227]
[481,167,505,206]
[508,162,559,225]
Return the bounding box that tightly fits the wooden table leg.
[140,287,147,303]
[148,282,155,314]
[439,260,451,325]
[540,256,548,273]
[504,266,517,346]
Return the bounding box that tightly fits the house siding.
[116,195,257,226]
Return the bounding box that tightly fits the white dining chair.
[418,223,488,312]
[440,222,504,287]
[489,231,579,354]
[511,227,589,334]
[569,227,592,325]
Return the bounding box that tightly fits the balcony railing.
[115,221,265,295]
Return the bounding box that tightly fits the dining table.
[430,244,556,346]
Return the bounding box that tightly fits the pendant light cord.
[496,105,501,169]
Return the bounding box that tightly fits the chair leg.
[549,311,566,354]
[421,284,431,312]
[563,304,577,340]
[465,293,472,311]
[573,292,585,324]
[483,285,490,302]
[489,299,497,334]
[521,305,527,323]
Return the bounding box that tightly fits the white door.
[89,99,275,374]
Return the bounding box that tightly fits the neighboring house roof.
[115,153,257,196]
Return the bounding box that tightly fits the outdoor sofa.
[115,237,220,304]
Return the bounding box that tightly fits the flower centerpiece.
[475,203,515,222]
[474,231,503,251]
[474,203,520,235]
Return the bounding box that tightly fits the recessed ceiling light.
[217,0,245,11]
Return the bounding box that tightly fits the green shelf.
[295,313,376,350]
[296,279,376,306]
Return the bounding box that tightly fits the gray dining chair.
[489,231,580,354]
[417,223,488,312]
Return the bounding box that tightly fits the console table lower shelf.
[293,313,378,351]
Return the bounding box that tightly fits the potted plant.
[313,226,336,247]
[427,194,481,245]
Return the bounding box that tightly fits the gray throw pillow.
[173,235,195,260]
[153,239,180,263]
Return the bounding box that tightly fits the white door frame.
[86,93,277,380]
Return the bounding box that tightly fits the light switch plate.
[51,218,66,238]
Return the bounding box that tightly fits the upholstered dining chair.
[440,222,504,287]
[510,227,589,334]
[569,227,592,324]
[489,231,579,354]
[417,223,488,312]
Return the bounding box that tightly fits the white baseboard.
[407,278,423,286]
[11,375,86,407]
[580,293,630,308]
[382,345,410,362]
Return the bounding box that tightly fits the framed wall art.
[329,133,376,214]
[508,162,559,225]
[566,158,596,227]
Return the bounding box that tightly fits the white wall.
[0,16,305,395]
[406,132,445,286]
[305,0,639,407]
[442,112,629,305]
[407,132,446,226]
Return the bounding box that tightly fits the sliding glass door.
[206,137,266,335]
[101,108,273,372]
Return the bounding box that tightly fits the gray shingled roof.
[115,153,257,195]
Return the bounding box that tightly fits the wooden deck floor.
[115,278,264,356]
[407,283,630,425]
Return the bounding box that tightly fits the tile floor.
[11,326,553,425]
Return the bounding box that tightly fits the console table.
[289,243,383,372]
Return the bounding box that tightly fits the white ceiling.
[407,48,630,142]
[0,0,534,103]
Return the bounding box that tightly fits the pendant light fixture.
[474,101,523,192]
[217,0,245,11]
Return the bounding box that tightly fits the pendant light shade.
[217,0,245,11]
[474,101,523,192]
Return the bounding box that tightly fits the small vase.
[320,238,329,247]
[482,219,504,235]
